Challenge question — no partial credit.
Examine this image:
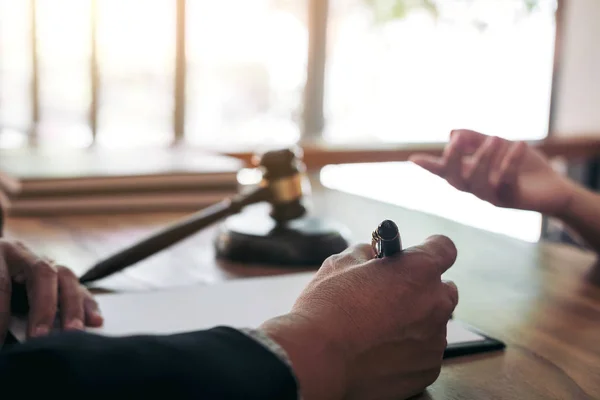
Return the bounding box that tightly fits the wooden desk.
[5,187,600,399]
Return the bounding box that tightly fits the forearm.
[557,182,600,255]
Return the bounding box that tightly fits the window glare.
[324,0,556,144]
[320,162,542,242]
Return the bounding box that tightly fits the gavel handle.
[79,186,270,284]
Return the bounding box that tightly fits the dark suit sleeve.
[0,327,298,400]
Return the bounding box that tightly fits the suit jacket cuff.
[239,328,301,400]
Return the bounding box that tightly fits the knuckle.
[321,253,342,270]
[487,135,500,148]
[341,243,372,260]
[324,244,371,270]
[57,266,77,281]
[33,259,57,277]
[353,243,373,259]
[450,135,463,148]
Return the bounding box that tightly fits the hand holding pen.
[276,220,457,399]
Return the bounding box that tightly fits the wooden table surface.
[4,185,600,399]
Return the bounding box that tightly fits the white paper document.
[9,271,484,344]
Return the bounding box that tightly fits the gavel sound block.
[78,148,350,284]
[215,148,350,265]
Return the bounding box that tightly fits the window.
[0,0,556,149]
[324,0,557,144]
[36,0,92,147]
[0,0,32,147]
[0,0,310,150]
[95,0,176,148]
[185,0,307,151]
[0,0,559,241]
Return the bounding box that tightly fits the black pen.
[371,219,402,258]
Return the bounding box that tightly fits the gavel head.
[253,147,309,223]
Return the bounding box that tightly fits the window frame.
[8,0,565,153]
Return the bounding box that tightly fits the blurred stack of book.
[0,147,243,216]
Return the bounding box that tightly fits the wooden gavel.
[78,147,314,284]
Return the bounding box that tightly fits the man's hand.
[0,240,103,346]
[261,236,458,400]
[410,129,575,216]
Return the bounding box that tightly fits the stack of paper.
[0,147,243,215]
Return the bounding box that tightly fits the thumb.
[410,154,445,176]
[409,235,458,274]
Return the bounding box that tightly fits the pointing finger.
[498,141,527,186]
[442,136,467,190]
[464,136,500,199]
[410,155,445,176]
[489,139,512,187]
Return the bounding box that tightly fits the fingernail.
[90,309,104,323]
[85,299,101,315]
[66,319,84,330]
[33,325,49,337]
